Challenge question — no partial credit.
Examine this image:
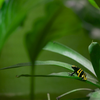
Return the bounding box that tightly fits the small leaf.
[89,42,100,81]
[88,89,100,100]
[17,72,100,88]
[56,88,93,100]
[44,41,96,76]
[88,0,100,9]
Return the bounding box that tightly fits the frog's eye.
[72,65,77,67]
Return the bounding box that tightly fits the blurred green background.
[0,0,100,100]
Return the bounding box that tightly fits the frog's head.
[72,65,77,70]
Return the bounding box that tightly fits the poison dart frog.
[70,65,87,80]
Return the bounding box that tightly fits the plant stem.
[47,93,50,100]
[30,65,34,100]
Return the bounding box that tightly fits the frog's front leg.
[69,71,75,76]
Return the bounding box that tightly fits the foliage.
[89,42,100,81]
[0,0,100,100]
[0,0,82,100]
[88,0,100,9]
[2,41,100,99]
[88,89,100,100]
[0,0,4,8]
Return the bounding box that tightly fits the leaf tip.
[88,0,100,9]
[16,75,20,78]
[89,41,98,50]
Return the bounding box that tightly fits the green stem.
[47,93,50,100]
[30,66,34,100]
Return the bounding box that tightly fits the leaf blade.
[0,60,72,70]
[89,42,100,81]
[88,0,100,9]
[17,72,100,88]
[0,0,48,51]
[88,89,100,100]
[0,0,4,8]
[0,60,97,82]
[44,42,96,76]
[56,88,93,100]
[25,0,81,64]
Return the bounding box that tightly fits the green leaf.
[77,6,100,29]
[17,72,78,78]
[0,62,31,70]
[44,41,96,76]
[88,89,100,100]
[0,0,4,8]
[25,1,81,97]
[56,88,93,100]
[35,60,72,70]
[25,0,81,63]
[94,0,100,8]
[0,60,72,70]
[0,60,98,82]
[89,42,100,81]
[17,72,100,88]
[0,0,48,52]
[88,0,100,9]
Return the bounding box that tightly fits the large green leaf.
[25,1,81,99]
[25,0,81,62]
[0,60,98,82]
[17,72,100,88]
[0,0,48,52]
[44,41,96,76]
[89,42,100,81]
